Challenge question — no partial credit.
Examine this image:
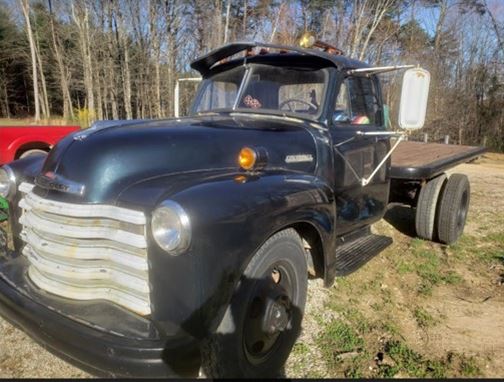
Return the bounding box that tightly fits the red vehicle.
[0,125,80,165]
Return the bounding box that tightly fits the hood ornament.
[73,133,88,141]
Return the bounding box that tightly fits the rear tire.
[437,174,470,244]
[19,149,48,159]
[201,228,307,378]
[415,173,447,240]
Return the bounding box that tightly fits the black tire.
[201,228,308,378]
[437,174,470,244]
[19,149,48,159]
[415,173,447,240]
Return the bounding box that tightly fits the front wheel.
[201,228,308,378]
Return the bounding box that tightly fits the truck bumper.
[0,254,200,378]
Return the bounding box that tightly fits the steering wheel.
[279,98,317,112]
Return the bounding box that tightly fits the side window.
[334,76,380,126]
[279,83,324,114]
[196,81,238,111]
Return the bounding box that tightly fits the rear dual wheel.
[201,228,308,378]
[415,173,470,244]
[415,173,447,240]
[437,174,470,244]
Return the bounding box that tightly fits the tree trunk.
[150,0,162,118]
[116,4,133,119]
[433,0,448,56]
[48,0,73,119]
[224,0,231,43]
[20,0,40,121]
[72,2,95,121]
[34,30,50,119]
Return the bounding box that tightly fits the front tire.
[201,228,308,378]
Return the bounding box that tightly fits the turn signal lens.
[238,147,257,170]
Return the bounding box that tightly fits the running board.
[335,234,392,276]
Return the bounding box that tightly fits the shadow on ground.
[384,204,416,238]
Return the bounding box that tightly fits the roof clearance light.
[299,32,316,48]
[238,147,257,171]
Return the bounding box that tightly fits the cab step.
[335,233,392,276]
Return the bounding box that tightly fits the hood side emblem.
[35,173,85,196]
[285,154,314,163]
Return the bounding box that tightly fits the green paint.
[0,196,8,222]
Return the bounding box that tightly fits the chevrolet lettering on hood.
[35,171,85,196]
[285,154,314,163]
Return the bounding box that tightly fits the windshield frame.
[190,62,331,122]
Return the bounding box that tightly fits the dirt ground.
[0,153,503,378]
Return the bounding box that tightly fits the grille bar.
[28,266,151,316]
[20,207,147,249]
[23,246,149,293]
[20,186,146,225]
[22,229,148,273]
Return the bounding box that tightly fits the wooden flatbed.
[390,141,486,180]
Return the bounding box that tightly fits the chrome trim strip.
[19,182,146,225]
[19,182,35,193]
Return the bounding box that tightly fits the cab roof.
[190,41,369,77]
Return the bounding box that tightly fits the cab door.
[330,74,390,236]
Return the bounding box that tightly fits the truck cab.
[0,41,479,378]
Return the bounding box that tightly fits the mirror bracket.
[333,130,408,187]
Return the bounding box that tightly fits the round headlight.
[151,200,191,254]
[0,166,16,200]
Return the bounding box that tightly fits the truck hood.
[35,115,318,204]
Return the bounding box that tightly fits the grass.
[457,354,481,377]
[318,320,364,356]
[312,215,501,378]
[413,307,437,328]
[382,340,447,378]
[0,117,88,128]
[0,117,74,126]
[392,239,463,295]
[487,232,504,246]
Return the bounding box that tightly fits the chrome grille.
[18,182,151,315]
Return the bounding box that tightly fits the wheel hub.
[262,295,290,334]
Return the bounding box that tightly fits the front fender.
[146,172,335,338]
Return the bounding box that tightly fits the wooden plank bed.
[390,141,486,180]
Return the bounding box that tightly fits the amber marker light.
[238,147,257,170]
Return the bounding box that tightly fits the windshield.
[192,64,328,120]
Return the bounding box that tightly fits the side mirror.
[398,68,430,130]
